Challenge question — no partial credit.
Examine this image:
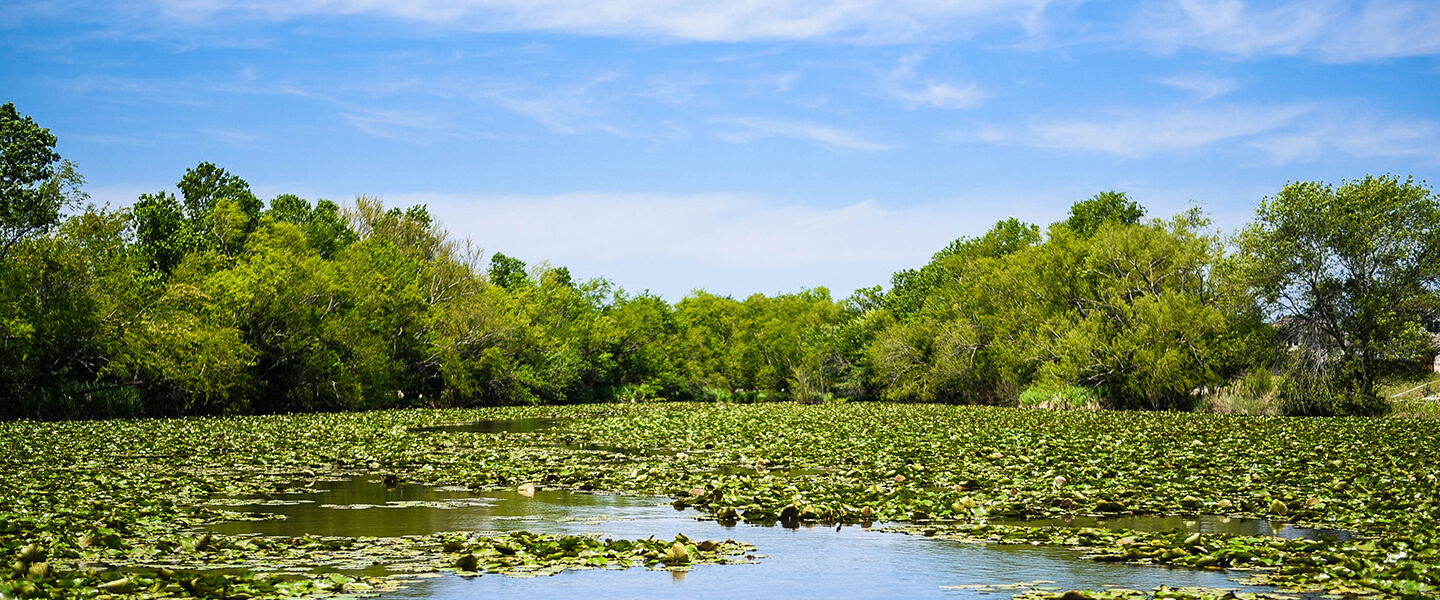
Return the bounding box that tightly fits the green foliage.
[1062,190,1145,239]
[1238,368,1275,399]
[3,112,1437,422]
[1238,175,1440,415]
[489,252,529,289]
[267,195,356,258]
[133,191,192,274]
[1017,383,1095,409]
[1,103,84,260]
[179,161,262,222]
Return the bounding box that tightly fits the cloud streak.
[887,54,984,109]
[714,116,892,151]
[1138,0,1440,62]
[968,102,1440,164]
[1018,105,1306,158]
[1160,74,1237,101]
[150,0,1053,42]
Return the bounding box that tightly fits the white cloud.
[151,0,1053,43]
[1021,105,1305,158]
[1138,0,1440,62]
[1160,74,1236,101]
[340,107,459,140]
[386,191,1062,299]
[973,102,1440,164]
[714,116,892,150]
[887,53,984,109]
[894,81,983,109]
[1246,114,1440,164]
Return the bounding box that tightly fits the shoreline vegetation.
[4,102,1440,420]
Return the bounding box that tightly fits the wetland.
[3,404,1439,599]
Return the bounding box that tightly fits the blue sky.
[5,0,1439,300]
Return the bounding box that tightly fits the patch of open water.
[205,418,1330,598]
[208,477,1311,599]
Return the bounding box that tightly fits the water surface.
[209,478,1295,599]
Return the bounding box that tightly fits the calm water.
[205,418,1318,599]
[208,477,1297,599]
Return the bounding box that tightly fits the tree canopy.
[2,103,1436,419]
[1238,175,1440,414]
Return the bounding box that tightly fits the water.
[208,417,1316,598]
[994,515,1351,541]
[208,477,1290,599]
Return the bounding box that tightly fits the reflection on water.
[206,478,666,538]
[409,418,568,434]
[208,478,1291,599]
[994,514,1351,541]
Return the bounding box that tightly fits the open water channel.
[204,419,1332,599]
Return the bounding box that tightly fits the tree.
[0,102,85,260]
[1063,190,1145,239]
[267,194,356,258]
[489,252,529,289]
[884,218,1041,322]
[1238,175,1440,415]
[1033,209,1238,410]
[178,162,261,221]
[132,192,192,274]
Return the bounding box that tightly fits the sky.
[4,0,1439,300]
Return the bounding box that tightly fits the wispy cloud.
[1160,74,1237,101]
[150,0,1053,43]
[1138,0,1440,62]
[714,116,892,151]
[204,128,260,146]
[339,106,459,140]
[1018,105,1305,158]
[887,54,983,109]
[481,72,624,135]
[1247,113,1440,164]
[966,102,1440,164]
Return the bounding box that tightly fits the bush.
[1018,384,1097,410]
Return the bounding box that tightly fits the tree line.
[4,102,1438,419]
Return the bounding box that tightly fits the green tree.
[178,162,261,221]
[176,162,262,257]
[132,192,193,274]
[1238,175,1440,415]
[1032,209,1238,410]
[489,252,530,289]
[1,102,86,259]
[885,218,1041,322]
[267,194,357,258]
[1063,190,1145,239]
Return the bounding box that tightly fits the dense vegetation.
[2,404,1438,599]
[5,102,1440,419]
